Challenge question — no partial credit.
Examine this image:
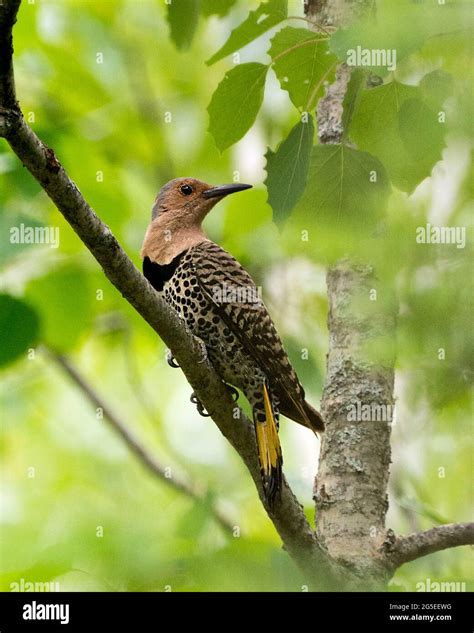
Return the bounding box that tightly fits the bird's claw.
[190,392,211,417]
[166,350,180,368]
[226,384,240,402]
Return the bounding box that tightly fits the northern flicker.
[141,178,324,506]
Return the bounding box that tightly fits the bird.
[141,178,324,507]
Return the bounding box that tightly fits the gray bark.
[305,0,375,27]
[384,522,474,569]
[308,0,395,587]
[316,263,395,584]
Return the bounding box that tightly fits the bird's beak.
[202,183,252,199]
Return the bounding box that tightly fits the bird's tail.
[302,400,325,433]
[278,391,325,435]
[253,383,283,508]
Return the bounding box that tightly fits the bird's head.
[142,177,252,264]
[151,177,252,225]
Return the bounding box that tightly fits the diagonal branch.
[47,348,235,534]
[0,0,19,115]
[0,0,335,586]
[385,523,474,570]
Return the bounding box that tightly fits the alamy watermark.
[10,578,60,592]
[22,601,69,625]
[416,224,466,249]
[10,223,60,248]
[346,399,394,424]
[416,578,466,592]
[347,46,396,71]
[212,283,262,304]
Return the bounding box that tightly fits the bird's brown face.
[152,177,252,223]
[143,177,252,264]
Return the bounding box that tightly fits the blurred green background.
[0,0,472,592]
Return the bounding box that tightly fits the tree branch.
[47,348,235,534]
[0,0,20,133]
[385,523,474,569]
[0,0,334,586]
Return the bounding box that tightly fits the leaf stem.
[305,61,338,112]
[270,35,328,64]
[285,15,335,37]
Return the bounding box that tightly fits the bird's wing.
[189,241,315,429]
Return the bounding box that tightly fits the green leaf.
[25,264,95,352]
[201,0,237,17]
[341,68,366,139]
[350,81,446,192]
[206,0,287,66]
[285,144,390,263]
[0,294,40,367]
[399,98,445,165]
[330,24,412,77]
[208,62,268,151]
[265,116,314,222]
[296,144,390,228]
[329,0,466,75]
[166,0,200,51]
[269,27,336,110]
[419,70,454,111]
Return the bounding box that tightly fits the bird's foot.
[190,392,211,417]
[166,349,180,368]
[225,384,240,402]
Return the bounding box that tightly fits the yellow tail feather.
[254,384,283,507]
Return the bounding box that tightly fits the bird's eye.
[180,184,193,196]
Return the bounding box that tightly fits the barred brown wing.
[189,241,314,428]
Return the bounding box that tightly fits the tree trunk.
[316,264,396,586]
[307,0,397,588]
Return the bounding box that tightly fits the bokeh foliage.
[0,0,472,592]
